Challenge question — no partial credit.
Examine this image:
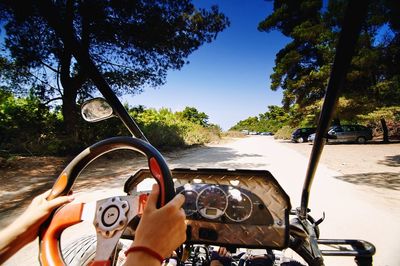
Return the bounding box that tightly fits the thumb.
[144,183,160,212]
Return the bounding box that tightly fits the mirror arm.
[37,0,148,142]
[299,0,369,219]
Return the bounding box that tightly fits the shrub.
[0,91,221,156]
[357,107,400,139]
[222,130,246,138]
[274,125,295,140]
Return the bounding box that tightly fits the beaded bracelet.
[124,246,164,263]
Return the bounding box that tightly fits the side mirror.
[81,98,114,122]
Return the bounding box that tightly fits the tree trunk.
[61,88,79,140]
[380,118,389,143]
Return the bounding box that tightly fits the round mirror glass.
[81,98,114,122]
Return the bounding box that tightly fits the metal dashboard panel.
[124,168,291,249]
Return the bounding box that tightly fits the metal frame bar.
[300,0,370,218]
[318,239,376,257]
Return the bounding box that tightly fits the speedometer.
[225,188,253,222]
[197,186,227,220]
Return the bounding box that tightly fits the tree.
[230,105,294,133]
[178,107,209,126]
[0,0,229,139]
[258,0,332,108]
[259,0,400,140]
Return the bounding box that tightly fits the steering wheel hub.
[95,197,129,238]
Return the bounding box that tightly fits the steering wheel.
[38,136,175,266]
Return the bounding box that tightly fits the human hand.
[217,247,231,258]
[15,189,75,243]
[126,184,186,264]
[210,247,232,266]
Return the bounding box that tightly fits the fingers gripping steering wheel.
[39,137,175,266]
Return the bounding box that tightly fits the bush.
[183,124,220,145]
[0,91,61,155]
[133,108,221,148]
[357,106,400,139]
[274,125,295,140]
[222,130,246,138]
[0,91,222,156]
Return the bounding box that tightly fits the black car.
[291,127,316,143]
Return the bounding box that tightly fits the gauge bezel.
[225,190,253,222]
[196,185,228,220]
[179,189,198,217]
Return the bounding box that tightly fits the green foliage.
[0,92,220,156]
[0,0,230,134]
[230,105,307,133]
[357,106,400,138]
[0,90,60,155]
[259,0,399,121]
[230,116,260,132]
[177,107,209,126]
[132,107,220,147]
[274,125,296,140]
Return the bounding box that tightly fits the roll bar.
[299,1,369,218]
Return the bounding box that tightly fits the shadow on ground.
[334,172,400,190]
[378,155,400,167]
[167,146,267,169]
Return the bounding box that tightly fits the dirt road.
[3,136,400,266]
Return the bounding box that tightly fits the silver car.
[327,125,372,144]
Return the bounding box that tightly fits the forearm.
[0,219,36,264]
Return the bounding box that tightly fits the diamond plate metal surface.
[125,168,291,249]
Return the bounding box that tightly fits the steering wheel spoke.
[91,196,140,262]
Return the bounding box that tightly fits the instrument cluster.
[176,183,272,225]
[125,168,291,248]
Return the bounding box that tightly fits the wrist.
[126,249,161,264]
[125,246,164,265]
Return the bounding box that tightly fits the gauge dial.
[179,189,198,216]
[225,189,253,222]
[197,186,227,220]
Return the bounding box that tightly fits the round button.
[102,206,120,226]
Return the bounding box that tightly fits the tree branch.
[39,60,59,73]
[43,97,63,105]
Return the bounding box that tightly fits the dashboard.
[124,168,291,249]
[177,183,273,225]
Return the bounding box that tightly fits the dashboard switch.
[199,227,218,241]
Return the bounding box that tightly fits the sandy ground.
[1,136,399,266]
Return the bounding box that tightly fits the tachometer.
[197,186,227,220]
[225,188,253,222]
[179,189,198,217]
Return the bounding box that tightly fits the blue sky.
[124,0,291,130]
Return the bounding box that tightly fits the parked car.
[308,125,372,144]
[260,132,274,136]
[291,127,316,143]
[308,133,316,142]
[327,125,372,143]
